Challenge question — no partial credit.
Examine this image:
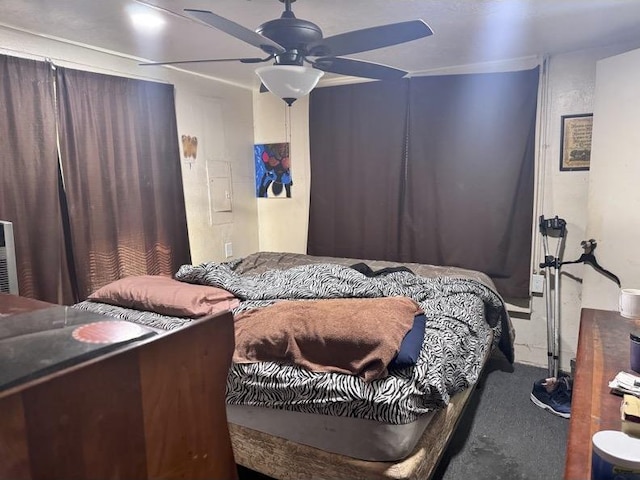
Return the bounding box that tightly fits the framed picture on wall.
[560,113,593,171]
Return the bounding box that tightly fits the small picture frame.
[560,114,593,171]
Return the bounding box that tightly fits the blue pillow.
[389,313,426,369]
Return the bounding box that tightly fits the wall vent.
[0,220,19,295]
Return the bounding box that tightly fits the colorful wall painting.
[254,143,292,198]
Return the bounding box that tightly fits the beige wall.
[0,26,259,267]
[175,86,258,264]
[253,93,311,253]
[582,47,640,311]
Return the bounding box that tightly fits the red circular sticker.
[72,321,145,344]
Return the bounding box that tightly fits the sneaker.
[530,376,572,418]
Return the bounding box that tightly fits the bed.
[73,251,514,480]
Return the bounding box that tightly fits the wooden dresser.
[0,294,238,480]
[0,293,53,316]
[564,308,640,480]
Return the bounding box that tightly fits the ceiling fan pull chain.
[285,104,292,145]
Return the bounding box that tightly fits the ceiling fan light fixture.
[255,65,324,105]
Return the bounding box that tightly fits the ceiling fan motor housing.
[257,17,323,54]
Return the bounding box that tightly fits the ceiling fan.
[140,0,433,104]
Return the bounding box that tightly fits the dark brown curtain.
[308,68,539,298]
[0,55,74,303]
[308,79,409,260]
[56,68,190,299]
[401,69,539,297]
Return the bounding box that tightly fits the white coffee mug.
[619,288,640,319]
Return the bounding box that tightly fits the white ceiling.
[2,0,640,90]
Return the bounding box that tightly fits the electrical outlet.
[531,273,545,294]
[224,242,233,258]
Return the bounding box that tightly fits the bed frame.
[228,339,491,480]
[229,384,475,480]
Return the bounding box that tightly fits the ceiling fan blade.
[308,20,433,57]
[312,57,407,80]
[140,57,271,67]
[184,9,286,55]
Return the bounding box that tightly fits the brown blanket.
[233,296,422,382]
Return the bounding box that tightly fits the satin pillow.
[88,275,239,318]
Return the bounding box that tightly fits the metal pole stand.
[539,215,567,378]
[530,215,573,418]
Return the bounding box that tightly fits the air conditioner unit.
[0,220,19,295]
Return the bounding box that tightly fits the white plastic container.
[591,430,640,479]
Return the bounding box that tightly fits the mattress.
[176,259,511,424]
[76,253,511,421]
[226,404,435,462]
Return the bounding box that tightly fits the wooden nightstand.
[564,308,640,480]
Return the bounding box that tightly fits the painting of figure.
[254,143,292,198]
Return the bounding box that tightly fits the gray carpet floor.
[238,352,569,480]
[431,352,569,480]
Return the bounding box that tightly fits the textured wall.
[582,47,640,311]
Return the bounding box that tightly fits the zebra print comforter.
[170,260,511,425]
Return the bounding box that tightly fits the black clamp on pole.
[539,215,567,269]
